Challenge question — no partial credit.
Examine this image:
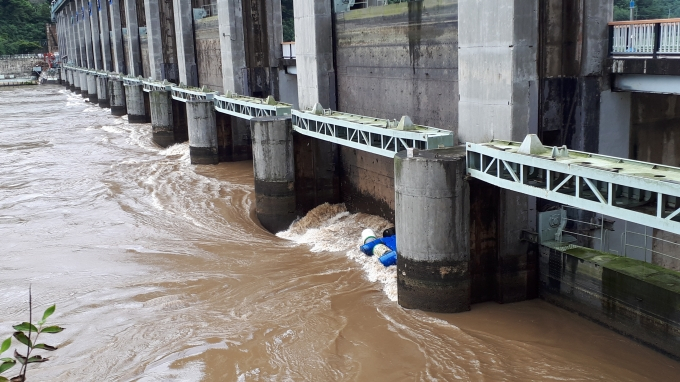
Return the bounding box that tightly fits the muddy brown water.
[0,86,679,381]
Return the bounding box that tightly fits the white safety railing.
[282,42,296,59]
[659,21,680,53]
[610,18,680,55]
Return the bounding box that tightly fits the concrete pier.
[109,79,126,116]
[87,74,98,103]
[96,76,109,108]
[395,147,470,313]
[251,116,296,233]
[186,99,218,164]
[149,90,175,147]
[124,84,147,123]
[79,72,88,98]
[72,70,79,92]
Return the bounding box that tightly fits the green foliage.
[614,0,680,21]
[281,0,294,42]
[0,0,51,55]
[1,297,63,382]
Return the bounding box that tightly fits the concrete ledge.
[539,243,680,360]
[609,57,680,76]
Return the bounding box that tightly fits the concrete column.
[88,0,103,69]
[123,0,142,76]
[109,0,126,73]
[187,100,218,164]
[74,3,85,67]
[109,79,127,115]
[292,0,335,110]
[251,116,296,233]
[395,147,470,313]
[150,90,175,147]
[124,84,147,122]
[458,0,538,303]
[98,0,113,71]
[73,70,81,92]
[80,71,89,97]
[96,75,110,107]
[87,74,98,103]
[173,0,198,87]
[217,0,246,93]
[79,0,95,68]
[144,0,163,80]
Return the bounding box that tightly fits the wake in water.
[277,203,399,301]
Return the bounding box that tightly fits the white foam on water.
[277,203,397,301]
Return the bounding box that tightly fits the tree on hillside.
[281,0,294,42]
[0,0,51,55]
[614,0,680,21]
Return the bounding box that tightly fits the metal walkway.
[65,65,454,158]
[292,106,454,158]
[466,136,680,234]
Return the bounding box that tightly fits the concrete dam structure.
[51,0,680,360]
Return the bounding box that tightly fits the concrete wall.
[538,0,611,152]
[540,245,680,360]
[335,0,458,131]
[340,148,394,221]
[628,92,680,271]
[0,58,44,76]
[194,16,223,93]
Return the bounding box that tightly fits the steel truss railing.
[214,94,291,120]
[467,140,680,235]
[292,108,454,158]
[63,65,453,158]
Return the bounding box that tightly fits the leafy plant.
[0,289,63,382]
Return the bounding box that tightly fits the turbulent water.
[0,86,679,381]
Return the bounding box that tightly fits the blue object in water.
[379,251,397,267]
[360,235,397,256]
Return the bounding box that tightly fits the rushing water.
[0,86,679,381]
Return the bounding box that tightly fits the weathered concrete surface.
[174,0,198,86]
[459,0,538,304]
[217,0,246,94]
[395,147,470,313]
[335,0,458,131]
[339,147,394,222]
[251,116,296,233]
[80,72,89,97]
[469,179,499,304]
[292,0,334,110]
[458,0,538,143]
[537,0,611,152]
[98,0,113,71]
[123,0,142,76]
[96,76,110,108]
[215,113,253,162]
[109,0,126,73]
[109,79,127,116]
[540,244,680,360]
[187,99,218,164]
[629,92,680,271]
[0,57,44,77]
[194,17,223,93]
[125,84,148,123]
[150,90,175,147]
[87,74,98,103]
[293,132,341,215]
[140,28,151,78]
[172,99,189,143]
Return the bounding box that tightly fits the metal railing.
[610,18,680,56]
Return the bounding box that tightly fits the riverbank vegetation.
[615,0,680,21]
[0,0,51,55]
